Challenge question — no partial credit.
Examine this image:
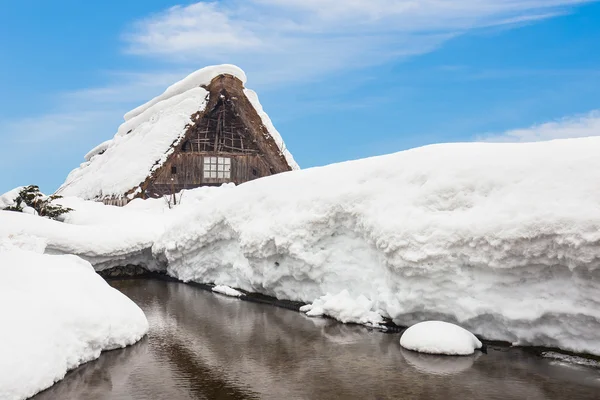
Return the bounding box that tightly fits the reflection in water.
[34,280,600,400]
[401,348,480,376]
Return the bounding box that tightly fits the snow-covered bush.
[3,185,73,220]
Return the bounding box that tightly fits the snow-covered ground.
[0,237,148,400]
[400,321,483,355]
[2,137,600,357]
[155,137,600,356]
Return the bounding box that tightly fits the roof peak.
[124,64,247,122]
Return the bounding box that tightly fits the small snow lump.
[400,321,482,356]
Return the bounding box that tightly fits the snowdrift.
[0,237,148,400]
[0,199,163,271]
[2,137,600,356]
[154,137,600,355]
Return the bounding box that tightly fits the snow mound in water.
[212,285,244,297]
[300,290,384,326]
[400,321,483,356]
[0,239,148,400]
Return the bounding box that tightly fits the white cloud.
[122,0,593,85]
[479,110,600,142]
[1,0,596,182]
[125,2,262,58]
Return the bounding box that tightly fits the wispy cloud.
[479,110,600,142]
[1,0,596,190]
[123,0,592,85]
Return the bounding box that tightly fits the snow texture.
[3,137,600,356]
[84,140,112,162]
[212,285,244,297]
[400,321,483,356]
[124,64,246,122]
[0,187,230,271]
[0,186,23,209]
[154,137,600,356]
[56,64,297,200]
[0,237,148,400]
[300,290,383,326]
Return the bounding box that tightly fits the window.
[171,166,177,175]
[203,157,231,179]
[252,168,258,176]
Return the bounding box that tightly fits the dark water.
[34,280,600,400]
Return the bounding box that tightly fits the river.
[33,279,600,400]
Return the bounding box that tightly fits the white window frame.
[203,157,231,179]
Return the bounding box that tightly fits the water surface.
[34,280,600,400]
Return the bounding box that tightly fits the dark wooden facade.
[126,74,294,201]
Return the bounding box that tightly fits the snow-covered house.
[57,65,299,206]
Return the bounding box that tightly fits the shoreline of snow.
[155,137,600,356]
[3,137,600,356]
[0,238,148,400]
[212,284,244,298]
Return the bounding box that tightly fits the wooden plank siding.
[146,153,271,198]
[111,74,295,205]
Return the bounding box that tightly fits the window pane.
[218,164,224,171]
[224,158,231,165]
[203,158,211,166]
[211,157,217,163]
[224,171,231,179]
[224,165,231,172]
[217,171,224,179]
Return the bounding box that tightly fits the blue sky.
[1,0,599,194]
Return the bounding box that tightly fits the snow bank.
[0,209,161,271]
[212,285,244,297]
[0,192,175,271]
[155,137,600,355]
[0,239,148,400]
[0,185,231,271]
[400,321,482,355]
[57,64,297,200]
[300,290,383,326]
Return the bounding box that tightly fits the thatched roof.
[57,65,298,200]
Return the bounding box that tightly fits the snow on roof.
[84,140,112,162]
[245,89,299,170]
[124,64,247,122]
[57,64,297,200]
